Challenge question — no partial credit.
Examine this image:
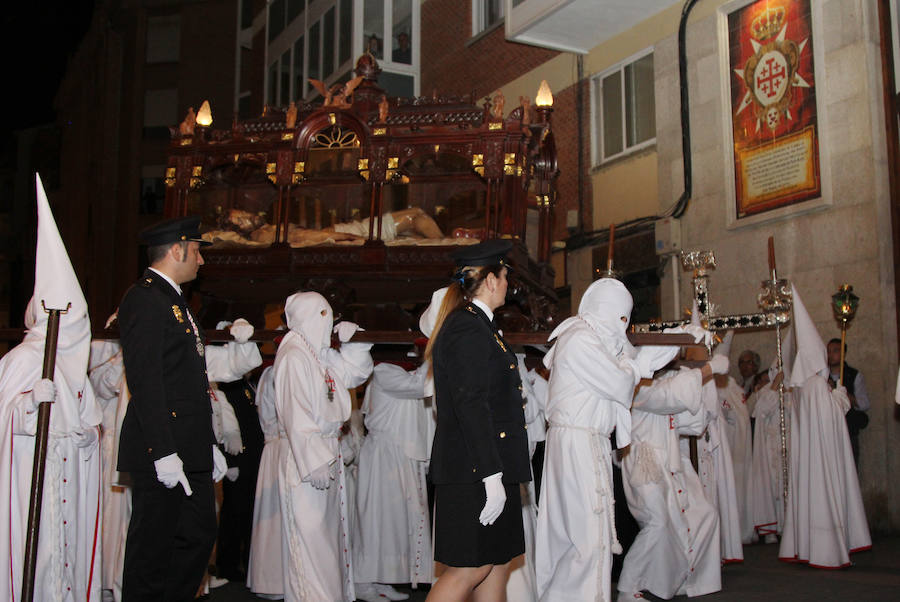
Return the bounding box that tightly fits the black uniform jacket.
[117,269,216,473]
[430,302,531,485]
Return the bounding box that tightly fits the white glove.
[225,467,240,482]
[479,472,506,526]
[30,378,56,411]
[333,321,362,343]
[229,318,254,344]
[222,429,243,455]
[682,324,711,346]
[307,462,335,490]
[154,453,193,496]
[708,354,729,375]
[73,426,99,448]
[212,445,228,482]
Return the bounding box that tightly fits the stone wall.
[654,0,899,531]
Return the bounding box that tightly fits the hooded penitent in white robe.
[617,368,721,600]
[275,292,373,602]
[88,340,130,602]
[535,278,678,602]
[0,174,102,602]
[247,365,287,598]
[717,376,754,543]
[353,362,433,587]
[747,383,791,539]
[778,284,871,568]
[694,378,743,563]
[505,358,547,602]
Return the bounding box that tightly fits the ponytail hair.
[424,263,504,371]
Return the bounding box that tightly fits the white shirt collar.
[471,298,494,323]
[149,267,182,296]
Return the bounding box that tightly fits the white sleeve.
[205,342,263,383]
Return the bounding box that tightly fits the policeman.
[117,216,225,601]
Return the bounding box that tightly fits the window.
[472,0,504,36]
[591,50,656,165]
[146,16,180,63]
[143,88,178,139]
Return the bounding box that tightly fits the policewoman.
[117,216,222,601]
[425,240,531,601]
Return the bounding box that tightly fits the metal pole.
[22,305,65,602]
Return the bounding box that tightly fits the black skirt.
[433,481,525,567]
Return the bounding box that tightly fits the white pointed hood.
[716,329,734,357]
[23,174,92,395]
[284,291,333,355]
[419,287,448,338]
[788,283,827,387]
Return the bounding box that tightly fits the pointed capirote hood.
[788,283,826,387]
[23,173,92,393]
[716,329,734,358]
[284,291,333,354]
[419,286,448,338]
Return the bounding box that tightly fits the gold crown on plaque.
[750,6,786,41]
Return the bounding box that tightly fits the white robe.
[717,377,754,543]
[354,362,433,586]
[778,375,871,567]
[247,366,288,597]
[0,343,103,602]
[275,339,372,602]
[506,363,547,602]
[618,368,721,599]
[534,322,640,602]
[88,341,131,602]
[747,385,792,538]
[694,380,743,563]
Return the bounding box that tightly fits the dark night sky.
[1,2,95,138]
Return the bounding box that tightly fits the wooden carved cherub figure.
[490,89,505,120]
[286,101,298,129]
[179,107,196,136]
[378,95,389,123]
[519,95,532,125]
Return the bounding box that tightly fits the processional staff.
[758,237,792,511]
[831,284,860,386]
[22,301,70,602]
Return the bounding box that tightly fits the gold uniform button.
[509,363,515,370]
[171,411,177,417]
[518,385,523,391]
[522,403,527,409]
[185,328,191,334]
[147,447,153,454]
[472,468,477,473]
[524,425,528,430]
[499,431,506,438]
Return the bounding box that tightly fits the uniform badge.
[172,305,185,323]
[493,333,508,353]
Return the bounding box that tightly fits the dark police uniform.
[429,240,532,567]
[118,217,217,601]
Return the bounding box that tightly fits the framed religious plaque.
[719,0,831,228]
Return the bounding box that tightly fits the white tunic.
[88,341,130,602]
[0,342,103,602]
[353,362,433,586]
[778,375,871,567]
[534,321,640,602]
[694,380,743,563]
[506,362,547,602]
[247,366,288,597]
[618,369,721,599]
[717,377,754,543]
[275,334,372,602]
[747,385,792,538]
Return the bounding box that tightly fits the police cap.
[140,216,211,247]
[450,239,513,267]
